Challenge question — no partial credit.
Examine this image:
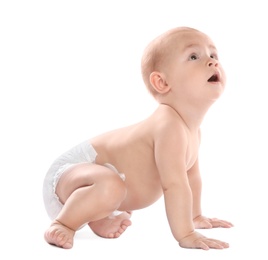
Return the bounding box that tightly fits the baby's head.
[141,27,226,102]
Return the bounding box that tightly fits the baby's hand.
[194,215,233,229]
[179,231,229,250]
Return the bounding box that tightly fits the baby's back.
[90,112,163,210]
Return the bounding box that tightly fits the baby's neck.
[160,102,213,131]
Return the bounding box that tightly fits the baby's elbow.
[162,181,191,195]
[161,182,180,193]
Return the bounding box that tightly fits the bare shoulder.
[151,104,193,162]
[151,105,192,182]
[151,105,188,139]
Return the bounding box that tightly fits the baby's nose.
[208,58,218,67]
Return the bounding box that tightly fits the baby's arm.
[160,163,229,250]
[187,158,202,220]
[188,159,233,229]
[154,123,229,250]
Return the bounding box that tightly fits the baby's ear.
[149,72,171,94]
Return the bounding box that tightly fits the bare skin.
[45,212,132,249]
[44,220,75,249]
[44,27,233,250]
[88,211,132,238]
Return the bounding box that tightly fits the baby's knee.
[99,172,127,209]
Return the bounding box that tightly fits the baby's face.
[164,29,226,103]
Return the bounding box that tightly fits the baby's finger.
[210,218,233,228]
[202,238,229,249]
[196,241,210,250]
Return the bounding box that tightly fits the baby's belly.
[119,180,163,211]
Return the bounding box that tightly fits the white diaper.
[43,140,125,222]
[43,140,98,220]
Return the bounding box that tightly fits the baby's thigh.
[56,162,122,203]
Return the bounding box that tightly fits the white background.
[1,0,268,259]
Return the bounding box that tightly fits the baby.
[43,26,233,250]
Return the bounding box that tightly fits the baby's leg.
[44,162,128,248]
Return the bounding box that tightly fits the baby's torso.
[90,121,163,210]
[89,105,200,211]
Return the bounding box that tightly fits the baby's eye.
[189,54,198,60]
[210,53,219,60]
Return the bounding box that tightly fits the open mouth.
[208,73,220,82]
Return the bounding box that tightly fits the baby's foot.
[44,220,75,249]
[88,211,132,238]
